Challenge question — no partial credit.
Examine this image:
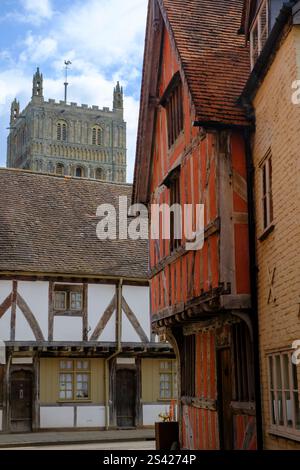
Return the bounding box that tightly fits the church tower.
[7,68,126,182]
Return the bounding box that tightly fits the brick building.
[7,68,126,182]
[240,0,300,448]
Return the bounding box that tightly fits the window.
[95,168,104,180]
[56,163,65,176]
[75,167,83,178]
[57,122,67,141]
[250,0,269,69]
[70,292,82,311]
[181,334,195,397]
[169,170,181,252]
[92,126,103,146]
[232,322,255,402]
[159,361,177,400]
[54,291,67,310]
[161,73,184,148]
[53,285,83,312]
[59,360,90,401]
[260,149,273,230]
[268,351,300,438]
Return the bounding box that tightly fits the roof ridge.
[0,167,132,187]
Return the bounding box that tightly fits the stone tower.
[7,68,127,182]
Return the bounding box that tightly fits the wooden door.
[217,348,233,449]
[116,369,136,428]
[10,370,32,432]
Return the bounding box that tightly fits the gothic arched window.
[92,125,103,146]
[56,163,65,176]
[57,121,67,142]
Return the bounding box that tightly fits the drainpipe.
[244,127,263,450]
[104,278,123,430]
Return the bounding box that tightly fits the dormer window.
[160,72,184,149]
[250,0,269,69]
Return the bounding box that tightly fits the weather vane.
[64,60,72,103]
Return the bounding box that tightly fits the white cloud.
[22,0,53,22]
[0,0,148,180]
[19,33,57,63]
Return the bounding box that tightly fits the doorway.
[217,347,233,449]
[116,369,136,428]
[10,370,33,432]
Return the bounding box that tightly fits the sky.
[0,0,148,181]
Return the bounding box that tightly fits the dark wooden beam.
[16,293,44,341]
[122,297,149,343]
[90,294,116,341]
[0,294,11,319]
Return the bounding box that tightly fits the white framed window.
[250,0,269,69]
[268,351,300,440]
[70,292,83,311]
[53,285,83,312]
[59,360,90,401]
[54,291,67,310]
[260,149,273,231]
[159,361,177,400]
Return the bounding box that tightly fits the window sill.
[157,398,176,402]
[53,310,83,316]
[57,400,92,404]
[258,223,274,241]
[268,426,300,443]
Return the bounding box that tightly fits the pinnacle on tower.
[10,98,20,126]
[32,67,43,100]
[113,81,123,111]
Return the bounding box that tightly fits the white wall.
[143,404,172,426]
[0,281,12,341]
[0,409,2,431]
[122,286,150,342]
[40,406,106,428]
[53,317,83,342]
[18,281,48,340]
[40,406,74,428]
[88,284,116,341]
[0,280,151,344]
[76,406,105,427]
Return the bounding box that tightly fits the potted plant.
[155,408,179,450]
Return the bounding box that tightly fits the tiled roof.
[160,0,250,126]
[0,169,148,279]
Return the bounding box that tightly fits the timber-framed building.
[0,169,174,432]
